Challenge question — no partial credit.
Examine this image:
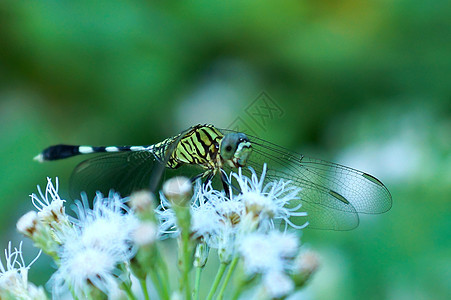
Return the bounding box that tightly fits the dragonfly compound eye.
[220,133,239,160]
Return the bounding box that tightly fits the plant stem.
[156,247,171,293]
[231,272,256,300]
[156,268,170,300]
[174,205,192,300]
[206,262,228,300]
[69,285,79,300]
[140,278,150,300]
[122,282,137,300]
[181,229,192,300]
[231,283,245,300]
[157,268,170,300]
[216,256,239,300]
[149,269,165,300]
[148,253,170,300]
[193,266,203,300]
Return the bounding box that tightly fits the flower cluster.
[16,179,140,299]
[9,164,318,300]
[155,164,313,299]
[50,192,139,298]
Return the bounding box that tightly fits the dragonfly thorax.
[166,125,223,170]
[167,126,252,172]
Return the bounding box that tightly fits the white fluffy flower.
[30,178,69,229]
[20,178,72,252]
[191,204,218,239]
[155,194,177,237]
[209,191,245,262]
[269,231,299,258]
[50,192,138,298]
[0,241,44,299]
[70,192,139,256]
[239,231,299,274]
[51,245,119,298]
[190,182,222,240]
[156,181,223,240]
[233,164,308,230]
[214,191,246,229]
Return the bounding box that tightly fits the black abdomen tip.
[41,144,80,161]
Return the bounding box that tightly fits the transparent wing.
[70,151,158,200]
[69,127,199,200]
[220,129,392,230]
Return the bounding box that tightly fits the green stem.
[231,273,256,300]
[181,230,192,300]
[156,268,170,300]
[122,282,137,300]
[193,266,203,300]
[206,262,228,300]
[140,278,150,300]
[69,285,79,300]
[156,247,171,293]
[149,268,170,300]
[175,206,192,300]
[157,269,170,300]
[231,282,245,300]
[216,256,239,300]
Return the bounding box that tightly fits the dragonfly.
[35,124,392,230]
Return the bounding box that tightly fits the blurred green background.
[0,0,450,299]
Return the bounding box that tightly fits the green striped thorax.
[219,132,252,168]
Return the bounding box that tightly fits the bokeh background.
[0,1,450,299]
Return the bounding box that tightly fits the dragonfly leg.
[190,173,204,183]
[220,169,241,197]
[220,171,230,197]
[204,172,214,183]
[190,170,214,184]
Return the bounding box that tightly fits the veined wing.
[69,127,200,200]
[70,151,159,200]
[220,129,392,230]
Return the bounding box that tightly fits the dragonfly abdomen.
[35,144,153,162]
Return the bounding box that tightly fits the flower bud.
[16,211,39,237]
[292,250,320,287]
[163,177,192,206]
[130,190,155,213]
[193,241,210,268]
[133,221,158,247]
[16,211,59,259]
[262,271,294,299]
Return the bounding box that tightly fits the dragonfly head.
[220,133,252,168]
